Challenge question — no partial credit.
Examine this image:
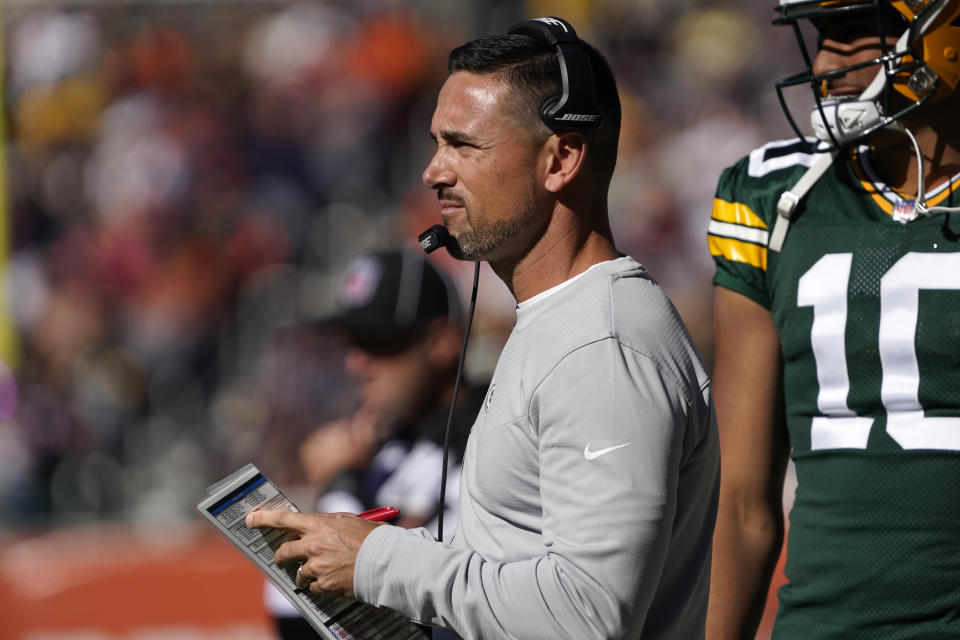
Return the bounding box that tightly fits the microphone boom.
[418,224,451,254]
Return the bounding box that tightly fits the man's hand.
[245,510,383,599]
[298,408,391,487]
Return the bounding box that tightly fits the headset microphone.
[418,224,452,254]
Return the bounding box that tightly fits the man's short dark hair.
[448,33,621,186]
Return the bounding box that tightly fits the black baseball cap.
[322,249,462,349]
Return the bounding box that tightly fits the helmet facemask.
[774,0,960,151]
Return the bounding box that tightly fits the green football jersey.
[709,138,960,638]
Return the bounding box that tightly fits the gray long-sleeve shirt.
[355,257,720,639]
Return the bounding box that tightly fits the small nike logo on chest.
[583,442,631,460]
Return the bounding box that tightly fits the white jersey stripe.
[708,220,770,245]
[747,138,819,177]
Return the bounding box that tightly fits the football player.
[706,1,960,638]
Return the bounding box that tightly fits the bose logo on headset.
[533,17,570,32]
[508,16,604,130]
[556,113,601,122]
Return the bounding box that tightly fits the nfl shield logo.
[339,257,382,308]
[892,199,918,224]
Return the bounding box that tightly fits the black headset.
[507,16,604,130]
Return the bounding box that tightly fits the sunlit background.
[0,0,808,637]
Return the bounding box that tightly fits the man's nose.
[422,150,455,190]
[812,39,854,79]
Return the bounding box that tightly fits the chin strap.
[901,126,960,217]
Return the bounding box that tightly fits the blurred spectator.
[0,0,801,532]
[266,248,482,640]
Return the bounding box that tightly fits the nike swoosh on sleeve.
[583,442,631,461]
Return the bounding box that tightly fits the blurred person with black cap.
[267,247,482,640]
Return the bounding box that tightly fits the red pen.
[357,506,400,522]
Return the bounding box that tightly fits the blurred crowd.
[0,0,805,529]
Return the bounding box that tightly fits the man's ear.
[544,132,586,193]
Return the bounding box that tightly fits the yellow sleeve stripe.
[711,198,768,229]
[708,234,768,270]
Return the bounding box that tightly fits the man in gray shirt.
[247,17,719,639]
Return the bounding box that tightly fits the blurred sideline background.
[0,0,807,638]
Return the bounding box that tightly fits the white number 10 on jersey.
[798,252,960,451]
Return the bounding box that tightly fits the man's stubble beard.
[446,190,542,262]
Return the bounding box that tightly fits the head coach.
[248,17,719,640]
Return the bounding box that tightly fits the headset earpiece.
[507,16,603,130]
